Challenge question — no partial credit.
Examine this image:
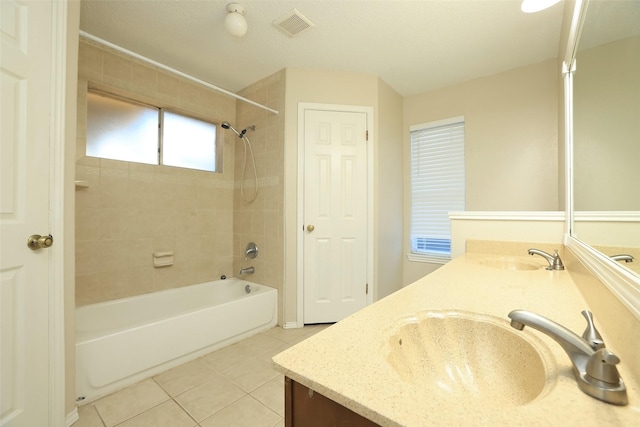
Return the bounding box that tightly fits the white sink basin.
[383,310,555,406]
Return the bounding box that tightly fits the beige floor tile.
[199,395,281,427]
[115,400,196,427]
[299,324,332,339]
[265,324,332,345]
[264,326,310,344]
[258,341,292,364]
[200,342,256,373]
[174,375,245,422]
[250,375,285,417]
[237,332,290,358]
[272,420,285,427]
[93,379,169,427]
[220,356,280,393]
[75,404,105,427]
[154,358,218,396]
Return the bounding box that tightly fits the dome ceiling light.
[225,3,248,38]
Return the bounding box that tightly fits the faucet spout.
[239,266,254,275]
[508,310,627,405]
[528,248,564,270]
[508,310,593,362]
[611,254,634,263]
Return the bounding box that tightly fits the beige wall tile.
[102,51,132,88]
[131,62,157,96]
[78,43,103,82]
[157,72,181,104]
[75,40,288,310]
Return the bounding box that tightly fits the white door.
[303,109,369,324]
[1,1,54,425]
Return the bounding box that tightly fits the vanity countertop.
[272,252,640,426]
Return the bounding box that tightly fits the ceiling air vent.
[273,8,315,38]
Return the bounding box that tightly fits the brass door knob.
[306,224,315,232]
[27,234,53,250]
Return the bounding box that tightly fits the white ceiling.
[80,0,567,97]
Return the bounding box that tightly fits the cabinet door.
[285,377,380,427]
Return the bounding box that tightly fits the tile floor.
[74,324,330,427]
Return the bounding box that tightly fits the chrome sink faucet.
[508,309,628,405]
[528,248,564,270]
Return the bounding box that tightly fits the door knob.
[306,224,315,232]
[27,234,53,250]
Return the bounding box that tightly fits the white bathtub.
[75,278,277,403]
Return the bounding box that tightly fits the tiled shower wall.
[75,40,238,305]
[233,71,286,322]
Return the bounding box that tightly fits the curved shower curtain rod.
[79,31,280,115]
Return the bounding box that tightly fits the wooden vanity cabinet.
[285,377,380,426]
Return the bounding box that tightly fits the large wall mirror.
[567,0,640,319]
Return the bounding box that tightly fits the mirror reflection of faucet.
[610,254,634,263]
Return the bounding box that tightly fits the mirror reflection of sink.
[477,257,542,271]
[384,311,555,406]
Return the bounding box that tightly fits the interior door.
[1,1,54,425]
[303,109,368,324]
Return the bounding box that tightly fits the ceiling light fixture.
[225,3,247,37]
[521,0,562,13]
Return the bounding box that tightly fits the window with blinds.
[409,116,465,262]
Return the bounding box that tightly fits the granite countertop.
[272,252,640,426]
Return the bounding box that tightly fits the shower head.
[220,121,242,138]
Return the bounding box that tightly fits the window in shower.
[86,89,219,172]
[409,116,465,263]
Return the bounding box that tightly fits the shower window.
[86,89,219,172]
[409,116,465,263]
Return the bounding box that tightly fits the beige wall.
[375,78,404,300]
[75,41,237,305]
[402,59,560,284]
[235,70,286,324]
[282,68,404,325]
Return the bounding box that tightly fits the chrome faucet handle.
[581,310,605,350]
[551,250,565,271]
[586,348,622,384]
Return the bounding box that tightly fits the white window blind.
[410,117,465,260]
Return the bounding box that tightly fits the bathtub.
[75,278,277,403]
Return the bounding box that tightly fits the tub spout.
[239,266,254,275]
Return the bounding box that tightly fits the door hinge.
[366,283,369,294]
[366,130,369,141]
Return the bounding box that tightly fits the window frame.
[86,87,222,173]
[408,116,465,264]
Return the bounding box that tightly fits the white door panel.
[303,110,368,323]
[1,1,53,425]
